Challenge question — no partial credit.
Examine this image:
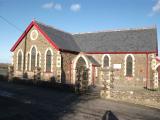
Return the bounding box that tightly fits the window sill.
[126,76,133,77]
[26,71,33,72]
[45,71,52,73]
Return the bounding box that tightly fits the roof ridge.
[34,20,72,35]
[72,25,157,35]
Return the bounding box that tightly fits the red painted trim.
[10,20,60,52]
[33,22,59,51]
[146,53,149,88]
[156,59,160,62]
[85,51,157,54]
[10,20,81,53]
[92,64,99,67]
[156,49,158,56]
[10,21,34,51]
[60,49,79,54]
[11,20,158,55]
[156,57,160,62]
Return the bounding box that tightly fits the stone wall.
[111,89,160,109]
[87,53,156,89]
[11,25,157,88]
[61,52,78,84]
[12,26,59,81]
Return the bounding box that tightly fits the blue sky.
[0,0,160,63]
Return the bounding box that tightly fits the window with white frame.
[126,55,133,76]
[46,50,52,72]
[125,55,134,77]
[31,47,36,71]
[102,54,111,68]
[17,51,22,71]
[27,53,30,71]
[37,53,40,68]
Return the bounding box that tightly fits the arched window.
[31,47,36,71]
[27,53,30,71]
[103,55,109,68]
[126,55,133,76]
[37,53,40,68]
[76,57,88,80]
[18,51,22,71]
[46,50,51,72]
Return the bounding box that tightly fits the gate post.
[100,67,111,99]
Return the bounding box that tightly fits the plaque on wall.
[113,64,121,69]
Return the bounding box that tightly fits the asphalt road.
[0,80,160,120]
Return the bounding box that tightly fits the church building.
[10,20,159,89]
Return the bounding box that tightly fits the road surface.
[0,80,159,120]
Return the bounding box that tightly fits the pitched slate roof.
[85,55,100,66]
[10,20,158,53]
[73,27,158,52]
[35,21,80,52]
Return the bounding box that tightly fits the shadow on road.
[0,80,160,120]
[102,110,119,120]
[0,80,100,120]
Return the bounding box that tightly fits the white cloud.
[42,2,54,9]
[70,4,81,12]
[152,0,160,12]
[54,4,62,10]
[42,2,62,10]
[149,0,160,16]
